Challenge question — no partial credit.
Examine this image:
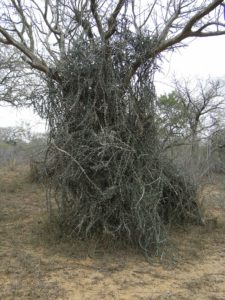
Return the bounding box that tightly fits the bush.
[39,37,201,255]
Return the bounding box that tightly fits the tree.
[209,128,225,172]
[1,0,225,254]
[158,79,225,153]
[0,123,33,144]
[157,91,190,152]
[173,78,225,158]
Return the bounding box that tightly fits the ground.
[1,166,225,300]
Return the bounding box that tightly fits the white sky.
[0,35,225,132]
[155,35,225,94]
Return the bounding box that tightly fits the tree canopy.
[0,0,225,104]
[157,78,225,151]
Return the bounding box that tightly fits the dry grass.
[1,165,225,299]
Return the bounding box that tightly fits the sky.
[0,35,225,133]
[155,35,225,94]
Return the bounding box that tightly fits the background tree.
[156,91,190,153]
[209,127,225,172]
[157,78,225,155]
[1,0,225,254]
[173,78,225,159]
[0,124,32,144]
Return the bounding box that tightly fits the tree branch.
[105,0,126,39]
[124,0,225,87]
[182,0,224,33]
[90,0,104,38]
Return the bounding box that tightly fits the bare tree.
[173,78,225,158]
[1,0,225,254]
[0,124,32,144]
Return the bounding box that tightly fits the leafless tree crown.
[0,0,225,90]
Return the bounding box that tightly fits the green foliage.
[157,92,189,137]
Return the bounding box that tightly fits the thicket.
[38,36,201,255]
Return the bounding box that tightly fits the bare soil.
[1,166,225,299]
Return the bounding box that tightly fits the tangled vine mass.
[38,32,201,255]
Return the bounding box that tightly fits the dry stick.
[51,142,103,195]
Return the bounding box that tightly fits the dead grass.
[1,166,225,299]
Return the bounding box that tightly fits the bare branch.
[105,0,126,39]
[182,0,224,33]
[90,0,104,38]
[11,0,35,51]
[0,0,225,93]
[125,0,225,86]
[73,8,94,39]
